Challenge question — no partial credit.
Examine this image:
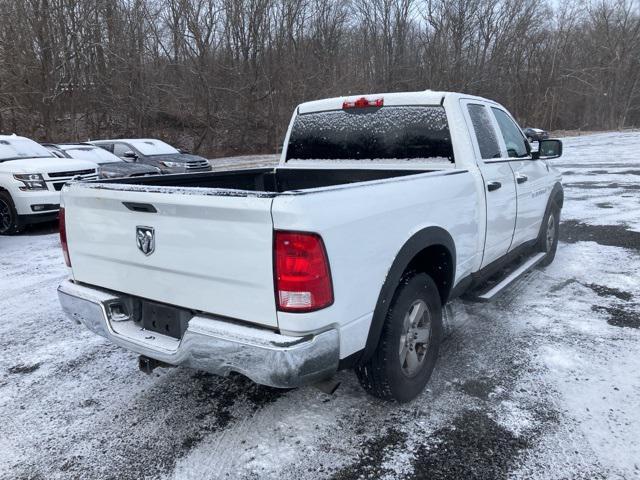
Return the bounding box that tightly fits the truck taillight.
[342,97,384,109]
[59,207,71,267]
[274,231,333,312]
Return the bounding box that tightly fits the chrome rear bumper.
[57,279,339,388]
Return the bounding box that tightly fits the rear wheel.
[538,204,559,267]
[0,192,21,235]
[355,273,442,402]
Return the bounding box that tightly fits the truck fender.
[357,226,456,365]
[548,181,564,209]
[537,182,564,242]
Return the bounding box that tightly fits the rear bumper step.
[57,279,339,388]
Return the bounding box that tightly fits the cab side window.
[467,104,501,160]
[492,108,529,158]
[113,143,131,157]
[96,143,113,153]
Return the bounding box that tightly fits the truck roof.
[297,90,499,114]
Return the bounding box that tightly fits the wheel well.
[356,226,456,366]
[551,182,564,209]
[405,244,454,305]
[554,189,564,208]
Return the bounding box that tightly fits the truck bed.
[62,165,462,331]
[96,167,439,193]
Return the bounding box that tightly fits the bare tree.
[0,0,638,156]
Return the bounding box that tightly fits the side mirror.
[178,148,190,154]
[123,150,138,161]
[532,139,562,160]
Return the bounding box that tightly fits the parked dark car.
[43,143,161,179]
[89,139,211,174]
[523,127,550,143]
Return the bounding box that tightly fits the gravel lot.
[1,134,639,479]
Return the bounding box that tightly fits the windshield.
[0,138,55,162]
[64,147,122,164]
[128,139,179,156]
[285,106,453,163]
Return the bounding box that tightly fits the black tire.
[355,272,443,402]
[0,192,21,235]
[538,203,560,267]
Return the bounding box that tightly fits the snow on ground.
[210,154,279,171]
[558,131,640,232]
[1,134,639,479]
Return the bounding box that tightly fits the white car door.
[490,107,550,248]
[461,100,517,268]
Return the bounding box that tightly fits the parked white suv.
[0,135,98,234]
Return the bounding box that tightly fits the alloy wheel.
[399,299,432,377]
[546,213,556,252]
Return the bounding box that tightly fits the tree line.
[0,0,638,157]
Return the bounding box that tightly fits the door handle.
[487,181,502,192]
[516,174,528,184]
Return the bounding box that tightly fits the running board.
[473,252,546,302]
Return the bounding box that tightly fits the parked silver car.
[43,143,161,179]
[89,139,211,174]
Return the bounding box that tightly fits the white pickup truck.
[58,91,563,402]
[0,135,98,234]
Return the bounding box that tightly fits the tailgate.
[63,184,278,327]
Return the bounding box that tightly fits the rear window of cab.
[285,106,454,163]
